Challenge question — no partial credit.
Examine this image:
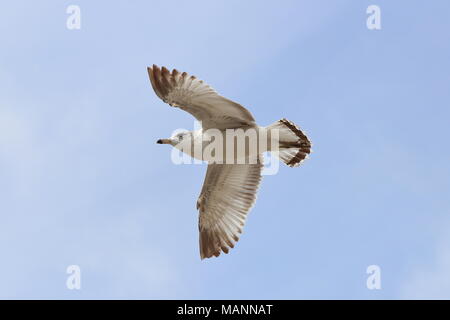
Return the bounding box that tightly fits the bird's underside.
[148,64,311,259]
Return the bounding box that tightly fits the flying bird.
[148,65,311,259]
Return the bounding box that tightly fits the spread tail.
[267,118,312,167]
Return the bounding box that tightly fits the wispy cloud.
[401,219,450,299]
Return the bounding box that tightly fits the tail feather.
[268,118,312,167]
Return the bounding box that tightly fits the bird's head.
[156,130,191,147]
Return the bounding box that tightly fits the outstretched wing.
[196,157,263,259]
[147,65,255,129]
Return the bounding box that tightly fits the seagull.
[148,65,311,259]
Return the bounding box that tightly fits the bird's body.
[171,126,280,164]
[148,65,312,259]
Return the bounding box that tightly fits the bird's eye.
[178,134,183,140]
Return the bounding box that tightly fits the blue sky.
[1,0,449,299]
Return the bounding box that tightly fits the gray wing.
[196,157,263,259]
[147,65,256,129]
